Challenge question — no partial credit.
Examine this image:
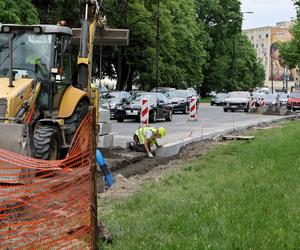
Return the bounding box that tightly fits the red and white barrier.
[260,98,266,107]
[141,99,149,125]
[250,97,256,109]
[189,97,198,121]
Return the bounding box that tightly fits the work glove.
[148,152,154,158]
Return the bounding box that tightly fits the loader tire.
[64,100,89,145]
[33,126,61,160]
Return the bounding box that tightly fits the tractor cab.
[0,24,73,115]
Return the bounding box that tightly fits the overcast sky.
[240,0,297,30]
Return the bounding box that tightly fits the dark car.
[100,91,130,118]
[115,92,173,123]
[165,89,197,114]
[287,92,300,111]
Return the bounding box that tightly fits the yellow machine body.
[58,86,89,118]
[0,77,40,122]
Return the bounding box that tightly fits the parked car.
[223,91,251,112]
[129,90,147,98]
[264,94,278,106]
[208,91,217,97]
[115,92,173,123]
[287,92,300,111]
[187,87,199,97]
[277,92,288,106]
[100,91,130,118]
[165,89,197,114]
[252,92,266,107]
[151,87,176,94]
[211,93,227,106]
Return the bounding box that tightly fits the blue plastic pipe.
[96,149,113,187]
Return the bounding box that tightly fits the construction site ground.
[97,116,295,201]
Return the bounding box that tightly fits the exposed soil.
[97,120,290,201]
[97,139,223,200]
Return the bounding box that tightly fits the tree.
[32,0,81,26]
[195,0,264,94]
[234,34,265,90]
[102,0,206,91]
[0,0,39,24]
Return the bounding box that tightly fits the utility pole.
[231,35,236,88]
[284,66,289,92]
[155,0,160,92]
[271,56,274,93]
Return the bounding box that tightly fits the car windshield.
[167,90,189,98]
[133,93,157,103]
[289,92,300,98]
[278,93,287,98]
[216,93,226,98]
[0,32,52,80]
[228,92,249,98]
[102,92,123,100]
[253,93,266,98]
[265,94,277,100]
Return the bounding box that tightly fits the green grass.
[200,96,212,103]
[99,121,300,250]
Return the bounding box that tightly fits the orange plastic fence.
[0,109,97,249]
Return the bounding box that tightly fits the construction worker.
[129,126,167,158]
[25,54,49,79]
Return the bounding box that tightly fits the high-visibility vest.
[135,127,157,146]
[26,55,49,76]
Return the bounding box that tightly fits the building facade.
[244,21,296,92]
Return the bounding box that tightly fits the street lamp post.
[155,0,160,92]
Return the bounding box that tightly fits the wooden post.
[89,107,98,249]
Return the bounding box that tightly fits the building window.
[266,34,269,38]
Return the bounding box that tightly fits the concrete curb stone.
[156,114,299,158]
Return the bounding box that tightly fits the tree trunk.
[116,48,123,90]
[116,47,134,90]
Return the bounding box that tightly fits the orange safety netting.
[0,109,97,249]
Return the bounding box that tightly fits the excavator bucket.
[0,123,28,154]
[72,27,129,46]
[0,123,33,184]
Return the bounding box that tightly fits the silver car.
[277,92,288,106]
[223,91,251,112]
[211,93,227,106]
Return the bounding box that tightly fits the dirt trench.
[97,139,221,199]
[97,119,291,200]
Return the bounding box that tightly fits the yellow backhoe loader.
[0,0,128,162]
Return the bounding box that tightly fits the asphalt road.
[112,103,286,148]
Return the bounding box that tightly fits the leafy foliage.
[101,0,206,91]
[0,0,39,24]
[28,0,264,92]
[280,1,300,69]
[195,0,264,93]
[32,0,81,26]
